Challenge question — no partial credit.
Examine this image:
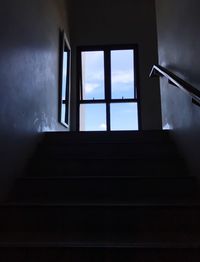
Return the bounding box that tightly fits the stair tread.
[4,130,198,254]
[20,175,194,180]
[3,201,200,207]
[1,232,200,248]
[43,131,171,140]
[33,155,184,160]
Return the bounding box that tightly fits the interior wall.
[69,0,162,131]
[156,0,200,176]
[0,0,70,199]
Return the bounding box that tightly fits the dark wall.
[0,0,70,198]
[156,0,200,176]
[69,0,162,131]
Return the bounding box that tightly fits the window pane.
[111,50,135,99]
[62,51,68,99]
[110,103,138,131]
[60,40,70,127]
[80,104,107,131]
[81,51,105,100]
[61,103,66,124]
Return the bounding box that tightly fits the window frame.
[77,44,141,131]
[59,30,71,128]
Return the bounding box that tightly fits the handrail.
[150,64,200,107]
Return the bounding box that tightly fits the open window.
[59,30,71,128]
[77,45,140,131]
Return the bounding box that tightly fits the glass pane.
[111,50,134,99]
[61,104,66,124]
[81,51,105,100]
[62,51,68,99]
[110,103,138,131]
[60,44,70,127]
[80,104,107,131]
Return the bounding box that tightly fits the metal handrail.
[150,64,200,107]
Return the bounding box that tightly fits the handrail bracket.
[192,98,200,107]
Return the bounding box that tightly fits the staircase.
[1,131,200,260]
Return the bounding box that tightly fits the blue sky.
[80,50,138,131]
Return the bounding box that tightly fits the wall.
[156,0,200,176]
[69,0,162,131]
[0,0,70,198]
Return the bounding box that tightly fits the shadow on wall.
[159,71,200,178]
[0,0,69,200]
[172,107,200,178]
[156,0,200,178]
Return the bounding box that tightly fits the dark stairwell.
[0,0,200,260]
[1,130,200,260]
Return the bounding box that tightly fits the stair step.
[1,246,200,261]
[1,234,200,247]
[0,231,200,248]
[3,130,198,259]
[35,152,182,161]
[33,153,183,161]
[8,176,197,203]
[0,204,200,234]
[42,131,172,144]
[27,158,188,177]
[36,142,179,158]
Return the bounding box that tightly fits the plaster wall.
[156,0,200,176]
[0,0,70,198]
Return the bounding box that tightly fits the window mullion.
[133,49,137,99]
[104,49,111,131]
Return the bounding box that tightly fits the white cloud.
[82,52,104,79]
[123,109,134,113]
[83,51,104,67]
[99,123,107,130]
[112,70,134,85]
[84,71,104,83]
[85,83,99,93]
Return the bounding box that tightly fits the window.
[59,31,71,128]
[78,45,140,131]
